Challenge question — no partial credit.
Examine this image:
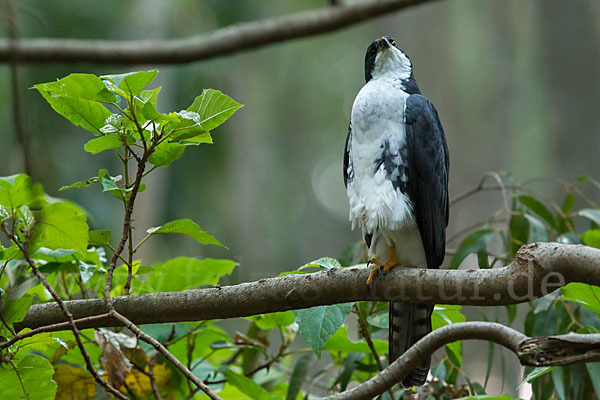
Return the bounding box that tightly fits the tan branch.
[0,0,435,65]
[12,243,600,332]
[320,321,600,400]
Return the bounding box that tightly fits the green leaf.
[249,311,296,330]
[509,214,529,256]
[148,141,186,167]
[450,229,494,269]
[524,214,548,242]
[88,230,111,245]
[335,353,363,391]
[1,295,33,334]
[83,133,135,154]
[582,229,600,249]
[432,305,466,367]
[0,174,35,210]
[286,353,312,400]
[139,257,236,293]
[323,325,387,354]
[520,366,555,387]
[518,195,556,229]
[146,219,224,247]
[299,257,343,271]
[0,353,57,400]
[101,70,158,97]
[556,233,581,245]
[223,371,277,400]
[579,209,600,226]
[366,310,388,329]
[454,396,517,400]
[561,283,600,315]
[58,177,99,191]
[30,202,89,255]
[294,303,353,359]
[586,362,600,398]
[33,74,116,135]
[187,89,243,132]
[562,192,575,213]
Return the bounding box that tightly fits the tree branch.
[319,321,600,400]
[12,242,600,332]
[0,0,435,65]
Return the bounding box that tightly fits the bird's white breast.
[347,77,414,234]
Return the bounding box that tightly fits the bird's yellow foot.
[365,244,402,289]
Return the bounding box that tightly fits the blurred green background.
[1,0,599,396]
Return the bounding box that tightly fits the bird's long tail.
[389,301,433,387]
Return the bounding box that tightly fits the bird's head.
[364,37,413,83]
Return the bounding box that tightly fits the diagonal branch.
[319,321,600,400]
[13,242,600,332]
[0,0,436,65]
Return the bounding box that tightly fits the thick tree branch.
[319,322,600,400]
[13,243,600,332]
[0,0,435,65]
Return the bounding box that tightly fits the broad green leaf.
[101,70,158,97]
[295,303,353,358]
[30,202,89,255]
[139,257,236,293]
[0,353,57,400]
[18,331,66,354]
[450,229,494,269]
[223,371,277,400]
[299,257,343,271]
[187,89,243,131]
[33,74,116,135]
[579,209,600,226]
[83,133,135,154]
[582,229,600,249]
[0,174,35,210]
[323,326,387,354]
[88,230,111,245]
[1,294,33,335]
[518,196,556,229]
[286,353,312,400]
[146,218,224,247]
[561,283,600,315]
[139,87,162,120]
[148,141,185,167]
[249,311,296,330]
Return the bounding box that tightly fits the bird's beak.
[376,37,391,51]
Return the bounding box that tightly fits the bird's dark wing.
[404,94,449,269]
[343,122,353,188]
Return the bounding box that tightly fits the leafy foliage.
[1,71,598,400]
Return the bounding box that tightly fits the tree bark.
[0,0,436,65]
[14,243,600,332]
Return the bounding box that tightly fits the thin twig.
[354,305,396,400]
[1,223,126,399]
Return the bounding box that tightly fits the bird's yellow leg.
[366,244,402,288]
[380,243,401,273]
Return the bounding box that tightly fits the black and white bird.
[343,37,449,387]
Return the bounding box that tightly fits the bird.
[343,36,449,387]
